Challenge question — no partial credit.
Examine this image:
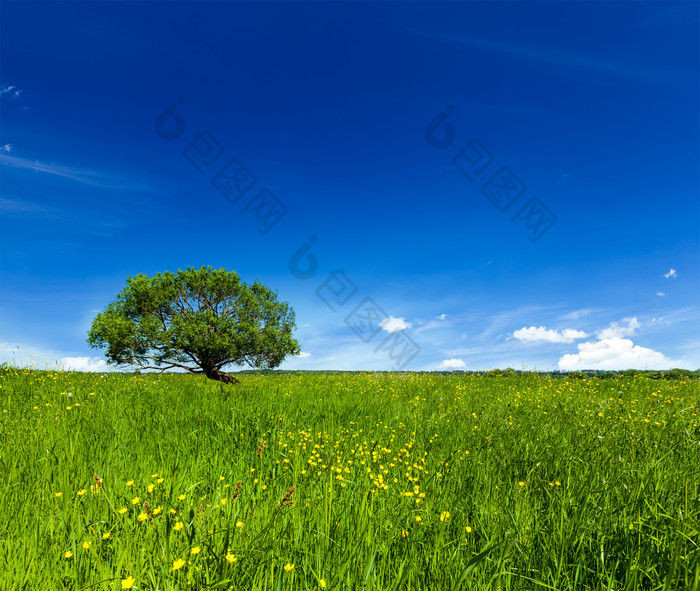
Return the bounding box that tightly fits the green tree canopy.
[87,266,300,383]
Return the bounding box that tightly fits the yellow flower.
[151,473,158,478]
[220,498,227,506]
[54,492,63,498]
[82,541,91,550]
[178,494,186,500]
[147,484,155,493]
[64,551,73,558]
[555,481,561,486]
[236,521,244,528]
[77,489,87,496]
[119,508,128,515]
[121,576,136,589]
[465,526,473,533]
[131,497,140,505]
[518,482,525,487]
[219,476,225,481]
[137,512,149,522]
[126,480,134,486]
[157,478,164,484]
[440,511,450,522]
[172,558,186,570]
[102,532,110,539]
[401,529,409,537]
[152,506,162,515]
[173,521,184,531]
[225,553,237,564]
[191,547,201,555]
[284,563,295,572]
[320,579,327,588]
[415,515,422,523]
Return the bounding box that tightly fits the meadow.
[0,368,698,590]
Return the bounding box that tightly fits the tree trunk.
[205,368,239,384]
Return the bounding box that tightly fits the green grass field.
[1,368,698,590]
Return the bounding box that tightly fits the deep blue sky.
[1,1,698,372]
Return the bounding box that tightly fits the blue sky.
[1,1,698,372]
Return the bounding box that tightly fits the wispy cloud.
[0,197,50,214]
[438,33,674,85]
[0,153,151,191]
[664,268,678,279]
[559,308,593,321]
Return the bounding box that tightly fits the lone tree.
[88,266,300,383]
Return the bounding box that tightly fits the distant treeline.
[236,368,700,380]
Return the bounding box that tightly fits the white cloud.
[59,356,111,372]
[0,144,11,153]
[437,358,466,371]
[512,326,588,344]
[296,352,311,359]
[1,84,22,99]
[435,313,447,320]
[597,317,639,339]
[656,292,665,297]
[664,268,678,279]
[379,316,412,333]
[558,338,681,371]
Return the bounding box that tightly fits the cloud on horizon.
[558,337,681,370]
[437,358,466,371]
